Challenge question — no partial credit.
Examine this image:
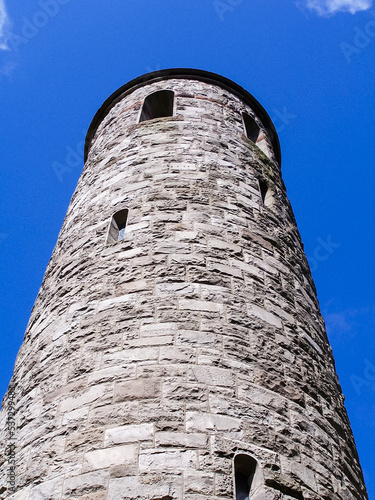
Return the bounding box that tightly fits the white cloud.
[0,61,16,76]
[324,309,356,338]
[304,0,373,15]
[323,304,375,344]
[0,0,10,50]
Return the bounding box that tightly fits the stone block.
[159,346,196,364]
[231,259,263,279]
[105,423,154,446]
[82,444,138,472]
[114,379,161,402]
[207,261,243,278]
[179,299,224,313]
[184,471,215,495]
[108,475,182,500]
[155,432,207,449]
[139,322,177,337]
[208,238,242,255]
[247,304,282,328]
[280,456,317,491]
[186,411,242,434]
[155,282,200,297]
[88,366,136,385]
[62,471,108,498]
[102,347,158,366]
[7,487,31,500]
[65,428,104,453]
[188,365,235,388]
[88,401,138,426]
[139,449,198,472]
[29,477,64,500]
[59,384,112,413]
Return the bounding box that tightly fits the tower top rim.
[84,68,281,164]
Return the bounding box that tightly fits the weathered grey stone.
[62,471,108,498]
[184,471,215,495]
[114,379,161,402]
[107,475,182,500]
[155,432,207,449]
[82,444,138,472]
[65,428,104,453]
[0,70,367,500]
[139,449,198,472]
[89,405,138,431]
[59,384,112,413]
[104,423,154,446]
[29,477,64,500]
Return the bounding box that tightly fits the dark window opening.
[107,209,129,243]
[139,90,174,122]
[259,180,268,205]
[234,454,257,500]
[242,113,260,144]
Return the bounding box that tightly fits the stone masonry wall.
[0,75,368,500]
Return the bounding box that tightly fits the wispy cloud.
[303,0,373,16]
[0,61,16,77]
[0,0,10,50]
[324,309,356,338]
[323,302,375,343]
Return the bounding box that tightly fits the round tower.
[0,69,367,500]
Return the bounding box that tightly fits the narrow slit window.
[107,209,129,244]
[258,180,268,205]
[139,90,174,122]
[234,454,257,500]
[242,113,260,144]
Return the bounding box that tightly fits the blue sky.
[0,0,374,495]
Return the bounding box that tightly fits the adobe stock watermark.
[0,233,8,242]
[350,359,375,396]
[213,0,244,21]
[145,63,161,74]
[6,386,17,493]
[263,107,297,145]
[340,10,375,63]
[7,0,73,53]
[307,235,340,272]
[52,131,85,182]
[271,107,297,134]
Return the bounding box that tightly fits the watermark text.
[350,359,375,395]
[7,0,73,53]
[213,0,244,21]
[52,130,85,182]
[340,10,375,63]
[307,235,340,272]
[6,386,16,493]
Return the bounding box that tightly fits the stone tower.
[0,69,367,500]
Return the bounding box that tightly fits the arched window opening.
[258,179,269,205]
[234,454,257,500]
[106,209,129,244]
[258,179,274,209]
[139,90,174,122]
[242,113,260,144]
